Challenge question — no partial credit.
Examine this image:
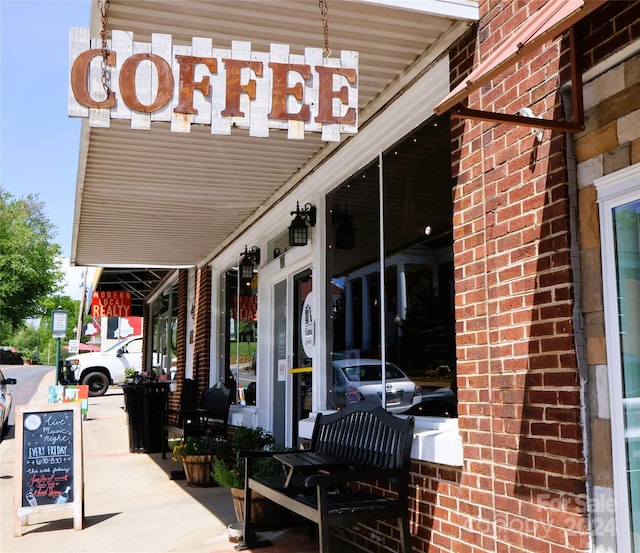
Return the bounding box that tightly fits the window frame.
[596,162,640,553]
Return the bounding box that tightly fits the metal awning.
[71,0,478,269]
[92,267,172,316]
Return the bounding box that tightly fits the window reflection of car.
[331,359,422,414]
[401,386,457,418]
[0,368,18,439]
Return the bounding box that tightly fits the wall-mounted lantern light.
[239,245,260,280]
[332,205,355,250]
[288,202,317,246]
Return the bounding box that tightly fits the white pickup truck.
[63,335,143,396]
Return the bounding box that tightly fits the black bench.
[236,403,415,553]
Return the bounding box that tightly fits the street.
[2,364,53,440]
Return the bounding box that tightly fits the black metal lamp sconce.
[332,205,356,249]
[288,202,317,246]
[239,245,261,280]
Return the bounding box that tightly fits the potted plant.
[172,435,222,487]
[211,426,280,521]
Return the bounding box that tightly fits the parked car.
[331,358,422,413]
[0,368,17,438]
[0,346,23,365]
[63,335,143,396]
[401,386,457,417]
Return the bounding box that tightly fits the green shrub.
[211,426,278,488]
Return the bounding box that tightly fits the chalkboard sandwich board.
[14,402,83,536]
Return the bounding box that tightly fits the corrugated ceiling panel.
[72,0,468,267]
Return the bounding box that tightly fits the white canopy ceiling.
[71,0,478,268]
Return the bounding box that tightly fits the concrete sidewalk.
[0,370,320,553]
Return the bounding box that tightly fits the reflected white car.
[63,335,143,396]
[331,358,422,413]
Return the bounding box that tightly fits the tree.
[35,295,82,362]
[0,187,64,340]
[10,324,40,361]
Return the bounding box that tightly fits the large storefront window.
[150,282,178,379]
[223,267,258,405]
[327,115,456,416]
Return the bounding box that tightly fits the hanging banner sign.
[68,29,358,142]
[90,291,131,318]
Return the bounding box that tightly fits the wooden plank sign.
[68,29,359,141]
[14,403,83,536]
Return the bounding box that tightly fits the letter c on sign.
[119,53,174,113]
[70,48,116,108]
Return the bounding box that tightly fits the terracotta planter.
[182,455,214,487]
[230,486,290,523]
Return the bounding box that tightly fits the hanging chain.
[97,0,111,95]
[319,0,331,57]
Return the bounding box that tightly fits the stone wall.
[575,26,640,552]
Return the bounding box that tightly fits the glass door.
[292,269,313,444]
[272,279,287,446]
[264,262,313,448]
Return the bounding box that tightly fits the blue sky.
[1,0,91,297]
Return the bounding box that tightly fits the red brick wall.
[330,2,602,552]
[416,6,640,549]
[433,1,587,552]
[168,270,189,416]
[193,265,212,394]
[577,1,640,71]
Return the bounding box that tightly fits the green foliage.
[0,187,64,340]
[40,295,82,342]
[211,426,277,488]
[4,295,82,362]
[231,426,275,452]
[212,457,244,489]
[10,325,40,359]
[172,435,225,461]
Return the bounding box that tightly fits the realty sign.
[90,291,131,318]
[68,29,358,141]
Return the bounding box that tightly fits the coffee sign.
[69,29,358,141]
